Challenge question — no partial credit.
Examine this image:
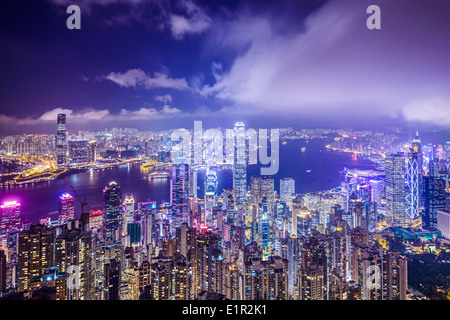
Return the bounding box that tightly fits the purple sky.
[1,0,450,134]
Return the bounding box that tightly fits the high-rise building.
[423,176,446,229]
[437,210,450,239]
[233,122,247,205]
[68,139,88,164]
[55,220,93,300]
[58,193,75,224]
[385,153,406,226]
[122,195,135,237]
[103,182,123,243]
[280,177,295,204]
[170,164,190,228]
[104,259,121,300]
[261,176,275,215]
[87,141,97,163]
[405,148,420,222]
[17,224,56,292]
[0,201,21,243]
[56,114,67,166]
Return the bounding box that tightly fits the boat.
[306,169,311,173]
[301,147,306,152]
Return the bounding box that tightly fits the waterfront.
[0,138,374,224]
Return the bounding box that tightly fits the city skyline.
[1,0,450,135]
[1,0,450,303]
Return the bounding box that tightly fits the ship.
[301,147,306,152]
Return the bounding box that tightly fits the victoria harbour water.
[0,138,374,224]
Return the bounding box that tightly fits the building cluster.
[0,119,449,300]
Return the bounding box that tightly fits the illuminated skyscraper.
[0,201,21,243]
[233,122,247,205]
[103,182,123,243]
[423,176,446,229]
[280,177,295,204]
[385,153,406,226]
[17,224,55,292]
[87,141,97,163]
[170,164,190,228]
[68,139,88,164]
[56,113,67,166]
[261,176,275,215]
[122,195,135,237]
[405,148,420,223]
[58,193,75,224]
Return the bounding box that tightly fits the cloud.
[154,94,173,104]
[168,0,212,39]
[198,0,450,127]
[401,98,450,127]
[103,68,189,90]
[0,105,185,125]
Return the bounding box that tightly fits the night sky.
[1,0,450,135]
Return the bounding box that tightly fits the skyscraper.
[170,164,190,228]
[103,181,123,243]
[405,148,420,222]
[280,177,295,204]
[233,122,247,205]
[385,153,406,227]
[68,139,88,164]
[0,201,21,243]
[58,193,75,224]
[423,176,446,229]
[56,113,67,166]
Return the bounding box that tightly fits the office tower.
[103,181,123,243]
[68,139,88,164]
[250,176,262,206]
[189,167,198,197]
[233,121,247,205]
[369,179,383,206]
[291,195,302,237]
[170,164,190,228]
[437,210,450,239]
[405,148,420,223]
[87,141,97,163]
[58,193,75,224]
[280,177,295,204]
[261,176,275,215]
[56,113,67,166]
[423,176,446,229]
[412,132,423,203]
[104,259,121,300]
[122,195,135,237]
[0,201,21,243]
[204,168,218,224]
[17,224,56,292]
[385,153,406,227]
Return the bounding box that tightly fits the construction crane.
[71,185,87,215]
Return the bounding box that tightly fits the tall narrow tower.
[56,113,67,166]
[233,122,247,205]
